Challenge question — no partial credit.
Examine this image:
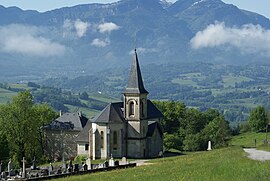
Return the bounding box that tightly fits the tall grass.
[55,147,270,181]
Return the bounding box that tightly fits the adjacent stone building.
[45,112,88,160]
[76,49,164,159]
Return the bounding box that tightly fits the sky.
[0,0,269,18]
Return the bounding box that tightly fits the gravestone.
[207,141,212,151]
[67,160,73,173]
[74,164,79,172]
[31,157,37,170]
[21,157,26,179]
[62,158,67,173]
[104,161,109,168]
[8,159,12,177]
[115,160,119,166]
[48,163,53,175]
[86,158,91,170]
[109,156,115,167]
[121,157,127,165]
[83,163,88,171]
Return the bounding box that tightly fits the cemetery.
[0,156,136,180]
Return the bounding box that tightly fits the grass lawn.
[230,132,267,148]
[54,146,270,181]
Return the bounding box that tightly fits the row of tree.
[153,101,232,151]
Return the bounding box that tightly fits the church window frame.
[113,130,118,150]
[100,131,104,149]
[129,101,135,117]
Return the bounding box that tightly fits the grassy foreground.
[55,146,270,181]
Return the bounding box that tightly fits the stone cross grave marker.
[62,157,66,173]
[21,157,26,179]
[48,163,53,175]
[8,159,12,177]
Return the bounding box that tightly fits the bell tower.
[123,49,148,121]
[124,49,149,158]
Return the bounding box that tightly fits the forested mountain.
[0,0,270,79]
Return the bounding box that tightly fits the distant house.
[44,112,88,160]
[76,49,164,159]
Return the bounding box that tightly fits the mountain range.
[0,0,270,81]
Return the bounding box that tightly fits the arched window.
[129,101,135,116]
[113,131,118,150]
[100,131,104,148]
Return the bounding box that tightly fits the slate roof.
[124,49,148,94]
[76,120,92,142]
[147,100,164,119]
[91,100,163,124]
[147,121,163,137]
[91,102,125,123]
[45,112,88,131]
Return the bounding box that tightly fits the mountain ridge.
[0,0,270,80]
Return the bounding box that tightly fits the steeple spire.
[124,49,148,94]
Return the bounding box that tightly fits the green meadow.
[54,146,270,181]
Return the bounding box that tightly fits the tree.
[249,106,268,131]
[203,116,231,148]
[163,133,182,151]
[183,133,205,151]
[153,101,186,134]
[0,91,57,165]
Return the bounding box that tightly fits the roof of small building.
[45,112,88,131]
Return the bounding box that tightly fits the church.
[76,49,164,159]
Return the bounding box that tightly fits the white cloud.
[0,24,66,57]
[91,38,110,47]
[63,19,73,30]
[74,19,89,38]
[63,19,89,38]
[190,22,270,56]
[98,22,120,33]
[129,47,158,55]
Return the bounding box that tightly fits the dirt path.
[244,148,270,161]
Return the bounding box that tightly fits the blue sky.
[0,0,269,18]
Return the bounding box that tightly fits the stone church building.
[76,49,163,159]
